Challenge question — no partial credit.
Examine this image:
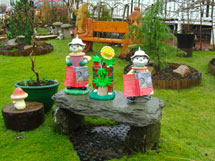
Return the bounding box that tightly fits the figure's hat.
[68,34,86,46]
[131,47,149,59]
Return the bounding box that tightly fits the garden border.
[208,58,215,75]
[152,63,202,89]
[124,62,202,90]
[0,43,53,56]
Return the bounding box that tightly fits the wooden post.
[211,0,215,49]
[200,1,203,50]
[131,0,133,14]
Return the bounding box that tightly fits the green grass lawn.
[0,39,215,161]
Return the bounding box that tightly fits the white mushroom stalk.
[11,87,28,110]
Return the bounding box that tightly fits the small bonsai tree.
[7,1,33,44]
[8,0,42,84]
[127,0,176,70]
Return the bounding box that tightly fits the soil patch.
[18,80,57,86]
[124,63,202,89]
[152,65,200,81]
[0,43,53,56]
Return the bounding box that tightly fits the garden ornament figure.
[90,46,116,100]
[49,26,54,35]
[11,87,28,110]
[64,35,91,95]
[56,30,64,40]
[123,47,154,102]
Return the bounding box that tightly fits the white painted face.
[69,44,85,53]
[132,56,149,67]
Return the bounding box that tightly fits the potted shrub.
[127,0,176,71]
[0,0,54,56]
[13,1,59,113]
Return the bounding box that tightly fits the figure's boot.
[127,97,136,103]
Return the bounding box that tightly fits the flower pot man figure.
[90,46,115,100]
[64,35,91,95]
[123,48,154,102]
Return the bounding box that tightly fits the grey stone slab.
[53,90,164,127]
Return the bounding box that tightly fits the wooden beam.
[81,37,124,44]
[92,21,128,33]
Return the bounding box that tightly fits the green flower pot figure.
[90,46,116,100]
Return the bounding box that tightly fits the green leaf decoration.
[103,58,115,68]
[93,76,112,88]
[97,68,108,77]
[103,76,112,86]
[92,55,101,63]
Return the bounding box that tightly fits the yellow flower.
[100,46,115,60]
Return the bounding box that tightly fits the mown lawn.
[0,39,215,161]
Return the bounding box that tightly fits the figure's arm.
[65,56,72,66]
[83,56,92,61]
[80,56,92,66]
[127,69,134,75]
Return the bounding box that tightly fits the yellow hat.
[101,46,115,60]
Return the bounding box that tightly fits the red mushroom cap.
[11,87,28,100]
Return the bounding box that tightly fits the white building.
[1,0,215,43]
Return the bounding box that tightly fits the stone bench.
[52,90,164,153]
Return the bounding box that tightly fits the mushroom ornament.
[11,87,28,110]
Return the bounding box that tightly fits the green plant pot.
[15,80,59,113]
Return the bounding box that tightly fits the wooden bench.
[74,19,128,52]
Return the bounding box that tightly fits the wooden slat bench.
[74,19,128,52]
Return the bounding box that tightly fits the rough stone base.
[125,122,161,153]
[53,107,84,134]
[63,29,72,38]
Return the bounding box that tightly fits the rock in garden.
[7,38,18,47]
[53,90,164,154]
[173,65,191,78]
[53,107,84,134]
[24,45,33,50]
[53,90,164,127]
